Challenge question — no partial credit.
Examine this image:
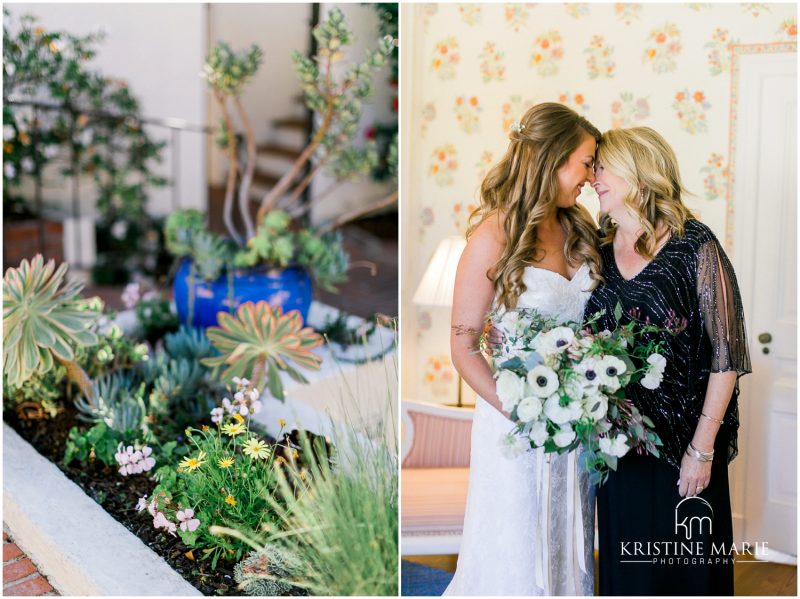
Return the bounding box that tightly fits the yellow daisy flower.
[217,456,235,469]
[201,425,209,432]
[243,438,271,460]
[178,451,207,471]
[233,413,245,424]
[222,422,246,437]
[278,418,287,428]
[224,494,237,507]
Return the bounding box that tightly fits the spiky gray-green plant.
[74,373,147,434]
[163,326,214,362]
[233,544,302,596]
[3,255,99,394]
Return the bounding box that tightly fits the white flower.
[516,396,543,423]
[527,365,559,398]
[177,508,201,532]
[533,327,575,358]
[528,421,549,447]
[574,356,602,388]
[543,394,582,425]
[136,495,148,512]
[563,376,587,401]
[4,163,16,179]
[250,400,262,414]
[20,157,34,173]
[599,433,630,458]
[110,220,128,240]
[582,391,608,422]
[121,282,141,309]
[2,125,14,141]
[43,144,60,159]
[496,370,526,411]
[210,407,224,424]
[499,433,528,460]
[553,424,577,448]
[641,353,667,390]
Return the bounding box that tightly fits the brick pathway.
[3,529,58,596]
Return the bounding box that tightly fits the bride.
[446,103,603,596]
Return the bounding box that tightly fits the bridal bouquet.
[490,304,665,485]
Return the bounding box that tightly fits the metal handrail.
[4,97,214,269]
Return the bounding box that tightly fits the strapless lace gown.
[444,264,596,596]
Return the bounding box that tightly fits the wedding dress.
[444,264,595,596]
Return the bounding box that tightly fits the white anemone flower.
[583,391,609,422]
[499,433,528,460]
[533,326,576,358]
[574,356,602,388]
[527,364,559,398]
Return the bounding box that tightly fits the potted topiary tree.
[168,8,398,328]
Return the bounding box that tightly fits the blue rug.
[401,560,454,596]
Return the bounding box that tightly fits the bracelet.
[701,412,724,425]
[685,442,714,462]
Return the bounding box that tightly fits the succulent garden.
[3,6,398,597]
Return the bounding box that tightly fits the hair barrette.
[509,119,525,134]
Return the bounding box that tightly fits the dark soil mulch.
[6,411,240,596]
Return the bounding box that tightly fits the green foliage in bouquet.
[3,255,99,396]
[202,301,324,401]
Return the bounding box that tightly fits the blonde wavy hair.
[597,127,694,258]
[467,102,603,309]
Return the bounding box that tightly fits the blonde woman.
[446,103,602,596]
[587,127,751,595]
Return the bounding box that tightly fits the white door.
[730,50,796,556]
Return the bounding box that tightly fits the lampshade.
[412,236,467,307]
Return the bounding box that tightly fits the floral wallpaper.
[401,2,797,404]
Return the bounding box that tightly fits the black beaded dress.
[585,219,751,596]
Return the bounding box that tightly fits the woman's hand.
[678,451,712,497]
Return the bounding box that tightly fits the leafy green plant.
[202,301,323,401]
[3,11,167,283]
[144,416,291,569]
[164,208,205,258]
[3,364,66,419]
[233,544,303,596]
[64,421,127,467]
[135,295,179,343]
[75,323,149,379]
[3,255,99,396]
[145,353,213,429]
[318,312,377,347]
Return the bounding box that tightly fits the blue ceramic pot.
[173,259,313,329]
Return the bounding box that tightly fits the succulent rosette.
[489,303,668,485]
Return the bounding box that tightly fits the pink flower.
[177,508,201,532]
[136,495,148,511]
[210,407,224,424]
[153,512,177,537]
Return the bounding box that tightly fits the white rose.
[528,421,549,447]
[599,433,630,458]
[527,364,559,398]
[516,396,543,422]
[496,370,526,411]
[553,424,577,448]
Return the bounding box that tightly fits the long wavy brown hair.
[467,102,603,309]
[597,127,694,258]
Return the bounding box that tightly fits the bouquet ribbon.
[533,450,588,593]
